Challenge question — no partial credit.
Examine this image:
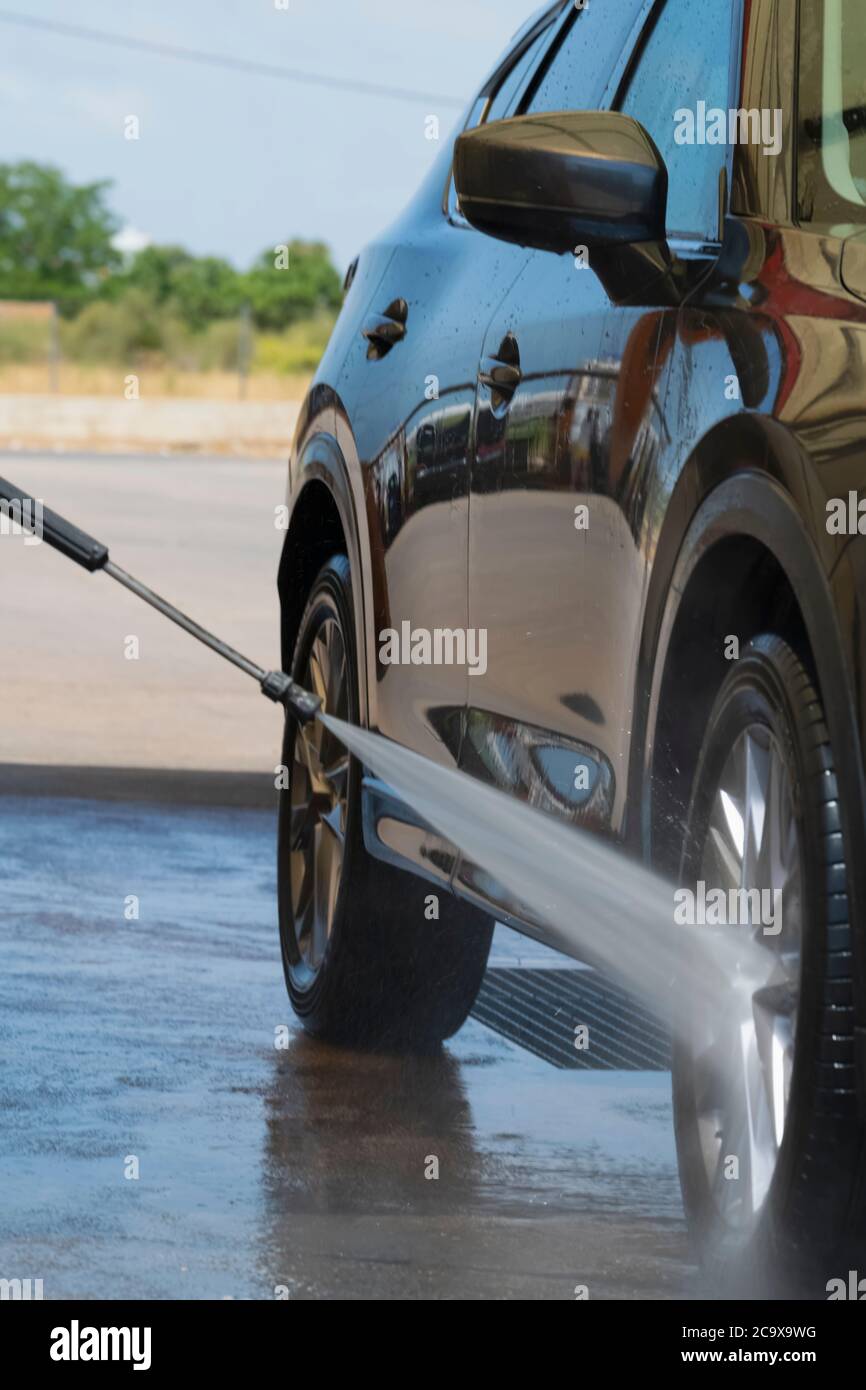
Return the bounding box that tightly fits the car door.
[456,0,740,922]
[333,6,565,774]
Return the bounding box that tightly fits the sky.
[0,0,536,276]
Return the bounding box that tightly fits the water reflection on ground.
[0,793,694,1300]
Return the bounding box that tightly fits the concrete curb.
[0,763,278,809]
[0,394,300,456]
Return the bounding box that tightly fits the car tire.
[673,634,863,1295]
[277,553,494,1050]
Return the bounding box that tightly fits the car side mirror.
[453,110,668,256]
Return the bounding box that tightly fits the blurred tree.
[109,244,195,305]
[0,161,121,312]
[170,256,245,330]
[0,160,342,352]
[245,240,342,330]
[107,245,244,330]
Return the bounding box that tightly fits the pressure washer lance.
[0,475,322,725]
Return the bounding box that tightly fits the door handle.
[362,298,408,358]
[478,359,522,396]
[478,332,521,406]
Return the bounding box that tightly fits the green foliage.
[54,299,338,376]
[0,162,343,372]
[194,319,246,372]
[105,245,244,330]
[99,238,342,336]
[171,257,246,330]
[61,290,177,362]
[245,240,342,331]
[254,314,338,373]
[104,244,194,305]
[0,161,121,313]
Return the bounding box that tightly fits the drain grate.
[472,967,670,1071]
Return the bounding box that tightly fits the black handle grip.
[0,475,109,572]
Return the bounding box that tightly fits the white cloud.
[112,224,152,256]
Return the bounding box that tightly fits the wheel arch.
[636,417,858,855]
[636,420,866,1080]
[278,428,371,725]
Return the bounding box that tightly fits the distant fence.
[0,299,259,398]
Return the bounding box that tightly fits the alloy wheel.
[688,723,803,1229]
[288,615,350,987]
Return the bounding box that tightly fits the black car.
[277,0,866,1290]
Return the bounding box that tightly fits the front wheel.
[277,554,493,1050]
[673,634,863,1293]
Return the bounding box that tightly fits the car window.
[798,0,866,228]
[447,9,561,224]
[523,0,647,115]
[620,0,735,242]
[487,23,554,123]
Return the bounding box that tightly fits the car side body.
[278,0,866,1088]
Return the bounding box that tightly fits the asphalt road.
[0,451,286,773]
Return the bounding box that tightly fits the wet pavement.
[0,787,697,1300]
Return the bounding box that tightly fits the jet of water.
[321,712,762,1034]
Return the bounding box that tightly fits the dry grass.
[0,364,312,401]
